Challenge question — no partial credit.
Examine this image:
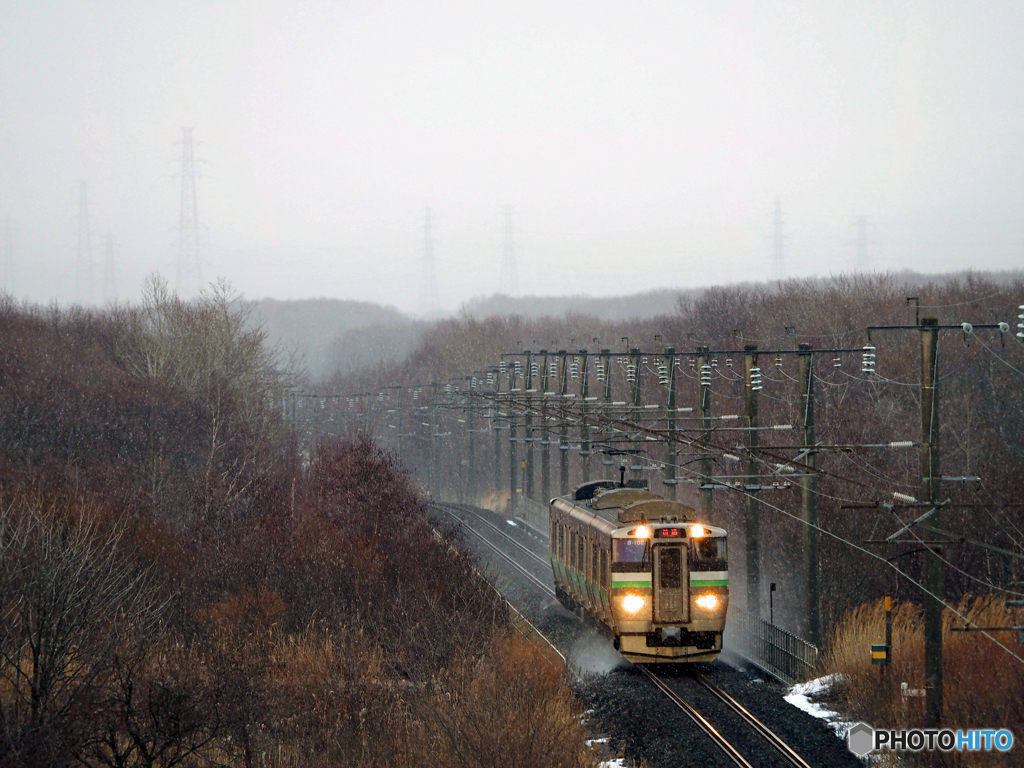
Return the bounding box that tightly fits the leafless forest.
[0,278,594,767]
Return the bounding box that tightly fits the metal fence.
[738,615,819,684]
[514,495,549,533]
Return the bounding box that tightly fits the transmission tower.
[855,215,871,271]
[76,181,93,304]
[2,217,13,294]
[177,127,201,296]
[420,205,440,315]
[771,197,786,281]
[500,205,518,296]
[103,229,117,302]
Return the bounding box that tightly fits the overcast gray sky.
[1,1,1022,312]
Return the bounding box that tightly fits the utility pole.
[421,205,440,315]
[466,383,476,503]
[921,318,943,726]
[579,349,591,484]
[492,367,502,497]
[601,349,614,479]
[76,181,93,304]
[500,205,518,296]
[798,343,820,647]
[540,350,551,502]
[697,347,714,516]
[430,383,440,498]
[629,348,643,481]
[663,348,678,500]
[103,229,116,303]
[772,197,786,282]
[396,387,405,465]
[559,350,570,496]
[177,128,201,296]
[744,345,762,620]
[524,352,535,500]
[509,360,519,515]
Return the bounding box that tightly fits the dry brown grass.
[821,596,1024,766]
[417,636,598,768]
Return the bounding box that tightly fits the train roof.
[560,480,704,527]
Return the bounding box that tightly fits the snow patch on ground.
[785,674,857,742]
[505,519,518,526]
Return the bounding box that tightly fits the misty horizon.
[2,1,1022,313]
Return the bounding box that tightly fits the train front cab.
[611,522,729,663]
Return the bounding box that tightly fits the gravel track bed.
[432,503,860,768]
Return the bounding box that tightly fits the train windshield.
[692,536,727,565]
[613,538,650,565]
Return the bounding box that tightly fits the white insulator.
[893,491,919,504]
[752,385,763,391]
[771,424,794,430]
[723,453,741,462]
[888,441,914,448]
[711,359,718,367]
[961,322,973,334]
[999,322,1010,333]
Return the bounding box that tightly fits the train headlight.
[635,525,650,539]
[621,594,646,614]
[690,524,706,538]
[695,593,719,611]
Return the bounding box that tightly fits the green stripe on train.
[691,579,729,586]
[612,580,652,588]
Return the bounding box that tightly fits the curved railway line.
[432,502,816,768]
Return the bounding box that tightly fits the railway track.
[430,502,564,662]
[436,502,815,768]
[434,502,556,597]
[641,669,815,768]
[695,672,814,768]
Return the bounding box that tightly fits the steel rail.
[429,505,565,664]
[433,503,557,600]
[695,673,814,768]
[446,503,552,569]
[639,668,754,768]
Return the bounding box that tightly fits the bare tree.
[0,495,159,766]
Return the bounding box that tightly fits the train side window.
[600,549,608,589]
[570,530,576,568]
[558,525,564,560]
[578,537,585,574]
[592,545,599,582]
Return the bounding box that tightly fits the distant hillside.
[254,297,411,378]
[459,288,696,321]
